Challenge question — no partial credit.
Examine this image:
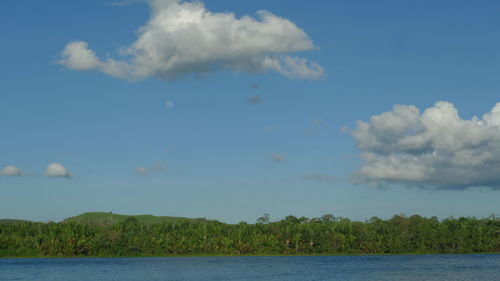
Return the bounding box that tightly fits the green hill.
[0,219,32,224]
[62,212,209,226]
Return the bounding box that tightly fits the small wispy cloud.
[164,100,175,109]
[312,119,323,125]
[263,126,277,132]
[103,0,142,7]
[153,162,166,171]
[271,154,287,163]
[136,162,167,175]
[304,119,323,136]
[1,165,23,177]
[303,128,320,136]
[250,83,260,90]
[247,95,265,104]
[135,167,148,175]
[301,173,338,183]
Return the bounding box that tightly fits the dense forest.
[1,214,499,257]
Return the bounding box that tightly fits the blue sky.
[1,0,500,223]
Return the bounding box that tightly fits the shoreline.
[2,252,499,259]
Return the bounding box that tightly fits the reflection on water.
[1,254,499,281]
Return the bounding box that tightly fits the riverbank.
[2,214,499,257]
[2,251,500,259]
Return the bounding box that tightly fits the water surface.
[1,254,499,281]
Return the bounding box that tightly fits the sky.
[1,0,500,223]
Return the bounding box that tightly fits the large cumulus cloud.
[59,0,324,81]
[351,101,500,190]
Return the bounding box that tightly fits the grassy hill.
[0,219,32,224]
[62,212,210,226]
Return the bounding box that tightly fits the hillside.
[0,219,32,224]
[62,212,209,226]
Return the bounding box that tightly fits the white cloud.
[1,165,23,176]
[303,128,319,136]
[250,83,260,90]
[59,41,102,71]
[59,0,323,81]
[46,163,71,178]
[263,56,325,80]
[351,101,500,189]
[271,154,286,163]
[304,119,323,136]
[164,100,175,108]
[263,125,277,132]
[153,162,166,171]
[247,95,264,104]
[135,167,149,175]
[59,41,132,78]
[301,173,337,183]
[312,119,323,125]
[136,162,167,175]
[104,0,140,6]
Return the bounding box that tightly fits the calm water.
[1,254,499,281]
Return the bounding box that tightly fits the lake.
[1,254,499,281]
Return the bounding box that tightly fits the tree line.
[1,214,499,257]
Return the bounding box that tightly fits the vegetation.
[0,219,31,225]
[0,214,499,257]
[62,212,209,226]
